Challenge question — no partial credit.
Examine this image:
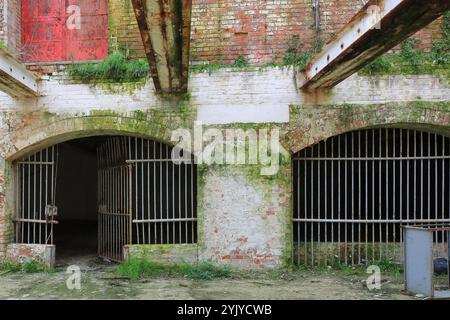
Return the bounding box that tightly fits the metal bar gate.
[14,136,197,262]
[14,146,58,245]
[97,136,197,261]
[293,128,450,266]
[97,137,132,261]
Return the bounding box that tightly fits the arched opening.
[293,127,450,266]
[13,135,197,266]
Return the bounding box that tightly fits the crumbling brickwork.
[107,0,443,65]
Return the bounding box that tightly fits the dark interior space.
[53,137,108,263]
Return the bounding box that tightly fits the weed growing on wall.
[68,51,149,83]
[362,12,450,76]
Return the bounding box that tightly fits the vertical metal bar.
[378,128,382,261]
[399,129,403,262]
[421,132,424,222]
[351,132,355,265]
[442,134,445,248]
[33,154,36,244]
[297,155,300,264]
[153,140,157,244]
[344,133,348,264]
[331,138,334,265]
[385,128,389,261]
[45,148,48,245]
[372,129,375,262]
[324,140,328,265]
[358,131,361,264]
[310,146,314,265]
[171,146,175,244]
[159,142,163,244]
[166,144,169,244]
[51,145,55,244]
[135,137,140,244]
[39,150,42,244]
[141,138,145,244]
[129,163,133,246]
[414,131,417,224]
[191,160,195,244]
[178,156,182,244]
[317,143,321,266]
[304,154,308,266]
[21,162,24,243]
[338,135,341,263]
[393,129,396,260]
[27,154,30,243]
[147,140,151,244]
[365,130,368,263]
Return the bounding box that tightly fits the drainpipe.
[312,0,320,34]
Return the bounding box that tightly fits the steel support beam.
[132,0,192,94]
[0,47,39,97]
[299,0,450,91]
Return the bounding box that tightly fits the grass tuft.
[116,258,233,280]
[68,51,149,83]
[0,261,47,273]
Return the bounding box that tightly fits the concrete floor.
[0,255,418,300]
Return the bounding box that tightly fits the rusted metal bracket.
[299,0,450,91]
[131,0,192,94]
[0,47,39,97]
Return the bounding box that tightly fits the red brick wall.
[189,0,444,65]
[11,0,445,65]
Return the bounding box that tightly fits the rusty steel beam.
[132,0,192,94]
[0,47,39,97]
[299,0,450,91]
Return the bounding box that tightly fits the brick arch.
[288,102,450,154]
[1,113,178,161]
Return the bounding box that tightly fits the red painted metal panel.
[22,0,108,63]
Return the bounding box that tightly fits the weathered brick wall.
[2,0,21,57]
[189,0,443,64]
[0,0,4,45]
[108,0,444,65]
[0,0,21,58]
[108,0,146,59]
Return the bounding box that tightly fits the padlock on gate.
[45,205,58,223]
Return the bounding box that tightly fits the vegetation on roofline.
[360,12,450,78]
[69,13,449,81]
[193,12,450,79]
[67,51,149,83]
